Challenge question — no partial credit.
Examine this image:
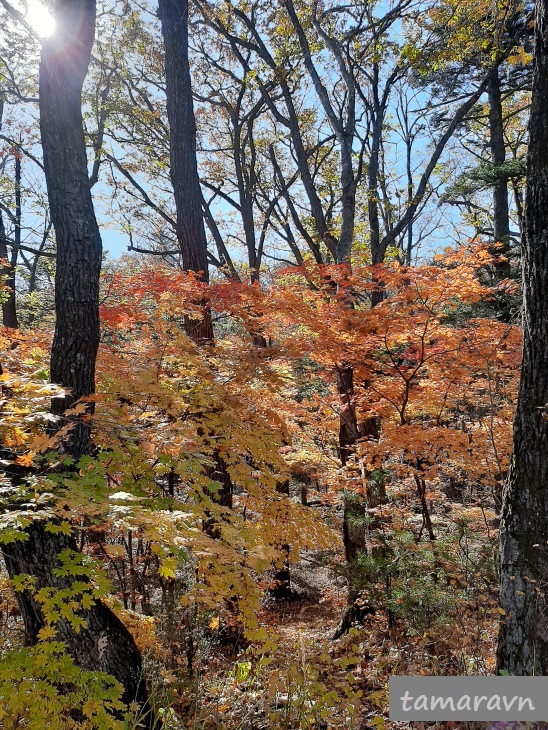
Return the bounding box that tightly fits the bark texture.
[158,0,213,342]
[488,66,511,277]
[159,0,233,515]
[337,364,366,468]
[2,523,148,710]
[41,0,102,447]
[270,479,292,600]
[497,0,548,675]
[0,98,19,329]
[0,211,18,329]
[0,0,150,718]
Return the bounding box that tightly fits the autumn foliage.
[0,245,521,726]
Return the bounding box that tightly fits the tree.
[0,95,20,328]
[488,66,511,260]
[497,0,548,674]
[0,12,57,328]
[414,0,532,274]
[1,0,150,717]
[0,206,18,328]
[192,28,294,281]
[158,0,213,345]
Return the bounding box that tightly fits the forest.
[0,0,545,726]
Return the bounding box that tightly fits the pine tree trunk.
[159,0,233,513]
[497,0,548,675]
[488,66,511,278]
[41,0,102,429]
[158,0,213,344]
[0,0,151,718]
[2,524,149,710]
[0,98,19,329]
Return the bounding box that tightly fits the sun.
[25,0,55,38]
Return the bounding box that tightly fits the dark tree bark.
[337,364,366,468]
[41,0,102,445]
[227,98,264,281]
[206,447,233,512]
[405,143,414,265]
[270,479,292,600]
[2,524,148,709]
[0,211,18,329]
[0,98,19,329]
[336,302,381,635]
[488,66,511,277]
[159,0,233,514]
[367,63,400,269]
[497,0,548,675]
[1,0,151,718]
[158,0,213,343]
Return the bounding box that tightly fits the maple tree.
[0,241,521,726]
[220,246,519,628]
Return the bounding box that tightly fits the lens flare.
[26,0,55,38]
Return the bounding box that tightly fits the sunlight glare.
[26,0,55,38]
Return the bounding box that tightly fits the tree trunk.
[42,0,102,438]
[497,0,548,675]
[336,361,371,636]
[337,136,356,264]
[368,67,384,268]
[270,479,292,600]
[280,82,334,261]
[405,130,414,265]
[0,0,151,718]
[337,364,364,468]
[2,523,149,710]
[159,0,233,516]
[0,98,19,329]
[488,66,511,278]
[207,447,233,510]
[228,108,261,280]
[0,211,18,329]
[369,101,386,306]
[158,0,213,343]
[337,310,381,635]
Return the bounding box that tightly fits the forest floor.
[167,496,500,730]
[0,520,500,730]
[171,534,394,730]
[0,500,499,730]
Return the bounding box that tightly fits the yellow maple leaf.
[14,451,35,467]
